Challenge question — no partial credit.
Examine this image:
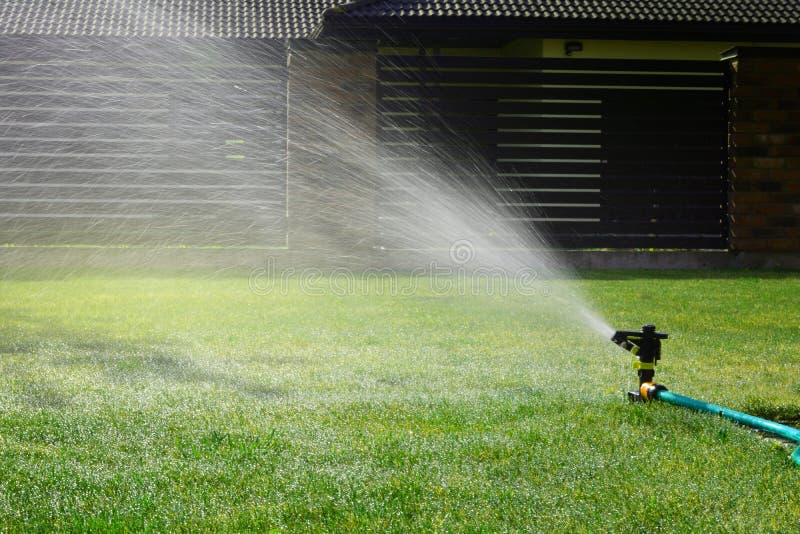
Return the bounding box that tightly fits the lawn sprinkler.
[612,324,800,466]
[610,324,667,402]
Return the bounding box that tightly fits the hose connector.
[639,381,668,401]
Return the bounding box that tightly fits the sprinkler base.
[627,391,645,402]
[627,382,667,403]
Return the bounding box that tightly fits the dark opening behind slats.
[377,54,729,250]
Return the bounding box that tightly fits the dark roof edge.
[722,46,800,61]
[310,0,383,38]
[314,17,800,44]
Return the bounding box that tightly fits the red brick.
[729,214,767,226]
[770,169,800,181]
[741,86,799,98]
[732,192,800,204]
[731,167,771,180]
[732,86,761,97]
[731,180,791,192]
[735,70,766,84]
[770,73,800,86]
[734,238,800,252]
[754,158,786,169]
[754,110,789,122]
[768,145,800,157]
[730,192,765,203]
[731,156,753,167]
[731,132,755,146]
[753,134,795,145]
[737,202,795,215]
[756,60,800,74]
[736,97,778,111]
[733,122,771,133]
[734,227,800,240]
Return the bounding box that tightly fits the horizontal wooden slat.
[497,191,600,204]
[0,36,287,62]
[496,145,723,161]
[0,94,170,108]
[603,162,722,177]
[601,177,725,191]
[0,79,284,95]
[0,202,285,217]
[505,206,601,218]
[548,235,726,249]
[379,114,722,136]
[496,162,602,174]
[0,185,285,201]
[377,53,728,251]
[603,205,725,219]
[380,114,601,130]
[380,85,720,100]
[0,109,284,125]
[0,227,287,247]
[378,56,723,73]
[507,203,724,219]
[602,117,723,132]
[602,146,723,161]
[380,70,722,87]
[379,99,602,116]
[601,191,725,204]
[0,139,284,155]
[493,146,602,160]
[603,132,724,148]
[540,219,724,234]
[379,130,602,146]
[0,157,286,171]
[0,63,284,79]
[0,37,289,249]
[0,175,284,190]
[603,93,725,108]
[495,176,601,189]
[0,126,285,141]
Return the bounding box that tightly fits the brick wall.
[728,47,800,252]
[286,41,378,261]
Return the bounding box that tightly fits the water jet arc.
[612,325,800,467]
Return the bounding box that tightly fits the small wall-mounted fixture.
[564,41,583,56]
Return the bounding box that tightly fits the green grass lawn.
[1,269,800,531]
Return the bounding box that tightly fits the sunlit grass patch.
[1,269,799,531]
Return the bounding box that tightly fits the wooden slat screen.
[0,36,288,248]
[377,54,729,249]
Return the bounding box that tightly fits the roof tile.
[333,0,800,26]
[0,0,340,38]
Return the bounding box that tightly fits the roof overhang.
[313,13,800,46]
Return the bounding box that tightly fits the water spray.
[612,325,800,466]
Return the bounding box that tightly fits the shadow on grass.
[0,266,252,282]
[744,397,800,427]
[578,270,800,281]
[1,335,285,403]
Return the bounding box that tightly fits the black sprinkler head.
[611,324,668,352]
[611,324,669,401]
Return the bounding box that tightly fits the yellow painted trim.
[632,359,655,371]
[380,39,800,61]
